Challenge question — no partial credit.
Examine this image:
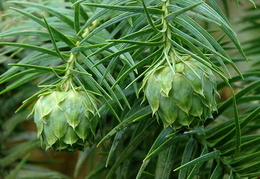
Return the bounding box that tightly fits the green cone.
[33,90,98,152]
[142,57,217,130]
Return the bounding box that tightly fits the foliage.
[0,0,259,178]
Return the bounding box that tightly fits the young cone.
[33,90,98,152]
[142,56,217,130]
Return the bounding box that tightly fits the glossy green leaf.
[10,1,74,28]
[174,150,220,171]
[0,69,35,84]
[143,128,180,161]
[91,45,139,68]
[77,0,131,35]
[141,0,159,32]
[71,43,107,54]
[217,71,260,90]
[0,72,43,95]
[215,81,260,118]
[187,145,209,179]
[82,3,162,14]
[166,2,203,20]
[173,16,242,77]
[108,39,163,46]
[217,134,259,154]
[43,16,66,62]
[0,42,58,57]
[184,0,247,61]
[11,7,75,47]
[112,48,163,89]
[178,137,198,179]
[79,54,126,109]
[136,159,151,179]
[105,129,126,167]
[0,31,49,38]
[235,161,260,173]
[79,12,138,44]
[105,120,155,179]
[208,106,260,148]
[171,26,235,77]
[155,144,178,179]
[97,105,152,146]
[231,151,260,167]
[239,172,260,178]
[209,162,223,179]
[240,106,260,129]
[232,92,241,155]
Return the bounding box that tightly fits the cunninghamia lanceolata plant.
[1,0,259,178]
[32,89,98,152]
[142,56,217,130]
[31,52,99,152]
[140,0,219,130]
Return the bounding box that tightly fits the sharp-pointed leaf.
[174,150,220,171]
